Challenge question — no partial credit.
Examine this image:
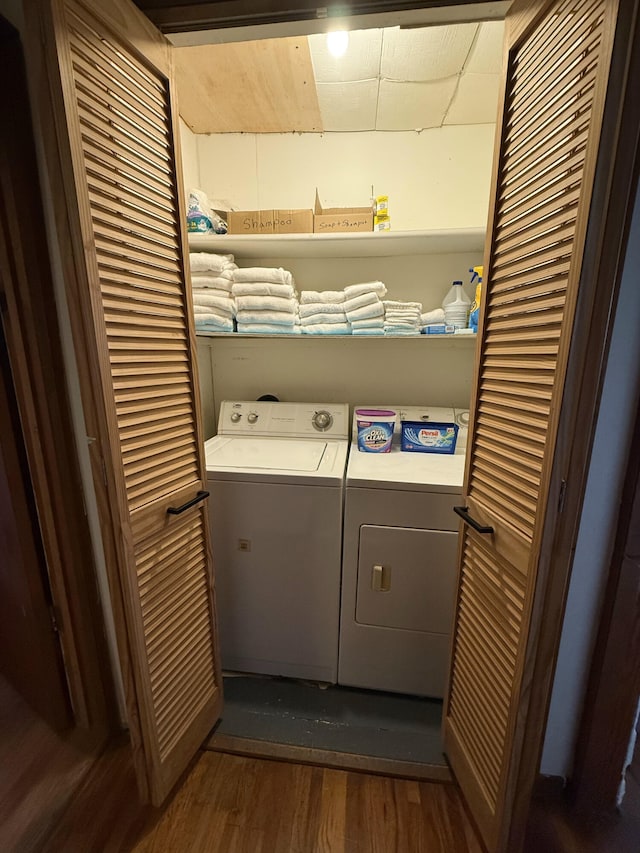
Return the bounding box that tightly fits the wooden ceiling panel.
[174,37,322,133]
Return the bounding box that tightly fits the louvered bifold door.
[443,1,618,850]
[37,0,222,804]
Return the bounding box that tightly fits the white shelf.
[188,228,485,259]
[196,332,477,341]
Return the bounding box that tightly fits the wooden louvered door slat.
[37,0,222,805]
[443,0,619,850]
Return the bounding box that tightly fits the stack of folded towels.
[299,290,348,335]
[344,281,387,335]
[190,252,237,333]
[232,267,300,334]
[383,300,423,336]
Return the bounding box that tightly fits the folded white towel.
[344,281,387,300]
[384,323,420,332]
[384,328,421,336]
[300,290,345,305]
[421,308,445,326]
[193,268,235,280]
[193,287,233,301]
[192,294,235,317]
[195,324,233,335]
[352,328,384,336]
[232,282,296,299]
[350,317,384,329]
[190,252,235,273]
[347,302,384,322]
[237,323,302,335]
[299,302,346,318]
[236,309,297,326]
[302,323,351,335]
[233,267,293,286]
[301,312,348,326]
[193,312,234,331]
[344,292,379,317]
[383,300,422,311]
[385,309,421,318]
[235,295,297,314]
[385,314,420,323]
[190,273,234,292]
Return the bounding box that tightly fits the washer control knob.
[247,412,259,424]
[312,410,333,432]
[230,412,242,423]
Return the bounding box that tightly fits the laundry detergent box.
[400,420,459,454]
[356,408,396,452]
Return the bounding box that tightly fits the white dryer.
[205,400,349,683]
[338,405,468,698]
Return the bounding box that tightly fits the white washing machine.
[338,405,469,698]
[205,400,349,683]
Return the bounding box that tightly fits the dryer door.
[356,525,458,634]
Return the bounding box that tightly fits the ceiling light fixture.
[327,30,349,57]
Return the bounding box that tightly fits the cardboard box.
[273,209,313,234]
[227,210,275,234]
[313,190,373,234]
[226,209,313,235]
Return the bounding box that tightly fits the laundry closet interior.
[167,10,503,773]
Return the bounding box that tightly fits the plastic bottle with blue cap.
[442,280,471,330]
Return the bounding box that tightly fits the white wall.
[179,118,200,199]
[195,125,496,231]
[198,336,477,438]
[540,181,640,778]
[195,245,483,437]
[190,124,488,429]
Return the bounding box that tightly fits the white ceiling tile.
[444,73,501,125]
[316,80,379,131]
[308,29,383,83]
[380,24,478,82]
[465,21,505,74]
[376,78,458,130]
[464,21,504,74]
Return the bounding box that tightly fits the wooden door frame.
[569,366,640,812]
[132,0,503,35]
[0,14,115,739]
[15,0,640,836]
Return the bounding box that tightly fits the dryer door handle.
[453,505,494,534]
[167,490,210,515]
[372,564,391,592]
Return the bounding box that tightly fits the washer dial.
[312,410,333,432]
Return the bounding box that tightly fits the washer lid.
[206,437,327,471]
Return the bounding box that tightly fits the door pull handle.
[372,564,391,592]
[453,506,494,534]
[167,490,210,515]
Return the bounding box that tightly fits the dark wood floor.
[0,676,96,853]
[41,744,483,853]
[6,665,639,853]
